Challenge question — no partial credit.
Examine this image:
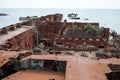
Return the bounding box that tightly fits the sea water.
[0,8,120,33]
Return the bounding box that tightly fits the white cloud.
[0,0,120,9]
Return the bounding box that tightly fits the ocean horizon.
[0,8,120,34]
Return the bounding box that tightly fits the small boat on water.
[68,13,80,20]
[68,13,78,17]
[84,18,89,20]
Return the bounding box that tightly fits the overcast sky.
[0,0,120,9]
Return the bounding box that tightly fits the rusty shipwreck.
[0,13,120,80]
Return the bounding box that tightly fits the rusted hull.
[0,13,120,80]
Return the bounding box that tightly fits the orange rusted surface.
[0,50,30,67]
[39,13,63,22]
[0,13,119,80]
[0,50,19,67]
[36,21,109,50]
[20,54,120,80]
[54,37,107,48]
[9,27,35,50]
[2,69,65,80]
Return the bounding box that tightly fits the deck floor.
[21,54,120,80]
[2,69,65,80]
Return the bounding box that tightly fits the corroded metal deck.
[4,54,120,80]
[0,50,28,67]
[3,69,65,80]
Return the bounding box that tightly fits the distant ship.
[68,13,80,19]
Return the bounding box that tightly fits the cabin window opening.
[21,59,67,74]
[98,46,104,48]
[43,60,67,73]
